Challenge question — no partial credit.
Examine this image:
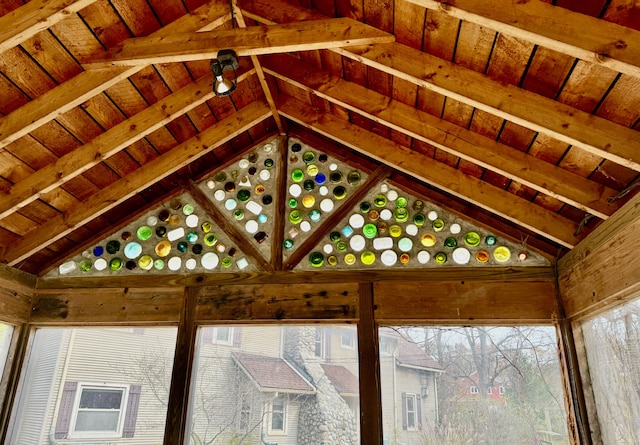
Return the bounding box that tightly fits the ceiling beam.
[0,67,255,221]
[406,0,640,80]
[262,53,620,220]
[4,100,272,266]
[278,94,582,248]
[0,0,233,150]
[0,0,98,54]
[84,18,395,68]
[242,0,640,171]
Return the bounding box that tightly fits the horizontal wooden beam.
[4,100,272,265]
[30,287,184,324]
[195,282,359,321]
[375,279,558,324]
[0,0,232,150]
[35,267,555,289]
[262,53,620,219]
[0,0,98,54]
[243,0,640,171]
[86,18,395,68]
[558,191,640,320]
[0,263,35,324]
[278,94,582,248]
[406,0,640,80]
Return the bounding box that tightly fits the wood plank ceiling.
[0,0,638,275]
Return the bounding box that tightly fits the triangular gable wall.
[47,192,258,277]
[294,180,550,270]
[45,136,549,277]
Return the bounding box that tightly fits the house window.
[470,385,478,394]
[71,384,128,437]
[314,328,324,358]
[269,399,287,434]
[203,327,234,345]
[341,330,355,349]
[379,336,392,355]
[499,386,505,395]
[405,393,417,430]
[487,387,493,395]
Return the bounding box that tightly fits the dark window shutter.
[324,329,332,360]
[416,394,422,429]
[233,327,242,348]
[122,385,142,438]
[202,327,213,344]
[401,392,407,430]
[55,381,77,439]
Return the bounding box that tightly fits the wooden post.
[163,287,198,445]
[358,282,383,444]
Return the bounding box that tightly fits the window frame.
[268,398,287,435]
[68,382,130,439]
[405,393,417,431]
[204,326,234,345]
[340,329,355,349]
[470,385,478,394]
[314,327,324,358]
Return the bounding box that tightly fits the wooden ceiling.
[0,0,639,275]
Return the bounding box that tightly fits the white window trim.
[68,383,129,439]
[268,399,288,435]
[314,328,324,358]
[499,386,505,395]
[470,385,478,394]
[406,393,417,431]
[487,387,493,395]
[340,330,355,349]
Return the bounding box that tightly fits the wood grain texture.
[86,18,395,67]
[406,0,640,79]
[195,282,359,321]
[0,263,35,323]
[374,279,558,323]
[30,287,184,324]
[4,100,270,265]
[262,53,620,219]
[279,93,583,248]
[0,0,99,53]
[557,187,640,319]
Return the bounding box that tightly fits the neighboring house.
[8,325,442,445]
[456,371,506,402]
[379,328,444,445]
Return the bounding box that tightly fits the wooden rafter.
[243,0,640,171]
[84,18,395,68]
[4,100,272,266]
[0,0,99,54]
[0,0,232,150]
[0,67,256,221]
[406,0,640,80]
[278,94,582,248]
[262,53,620,220]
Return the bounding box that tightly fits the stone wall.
[284,327,358,444]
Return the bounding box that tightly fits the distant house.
[457,370,506,402]
[8,325,443,444]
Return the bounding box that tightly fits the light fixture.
[211,49,239,97]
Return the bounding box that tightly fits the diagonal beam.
[5,100,272,266]
[278,94,582,248]
[0,67,255,221]
[262,53,620,220]
[0,0,232,149]
[242,0,640,172]
[0,0,99,54]
[406,0,640,80]
[84,18,395,68]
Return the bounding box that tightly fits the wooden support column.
[358,282,383,444]
[163,287,198,445]
[0,263,35,325]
